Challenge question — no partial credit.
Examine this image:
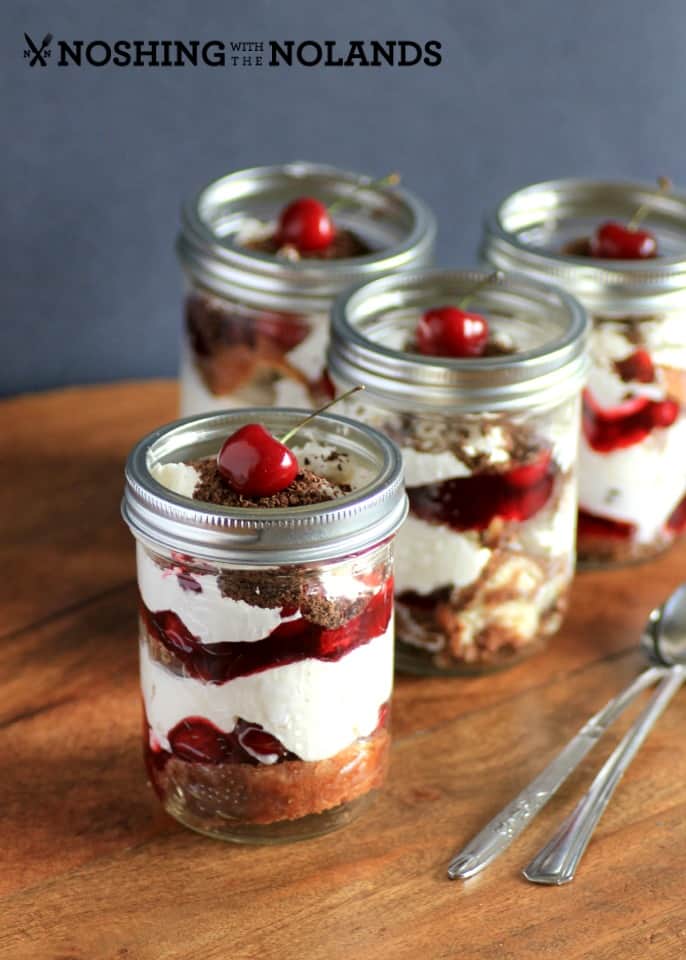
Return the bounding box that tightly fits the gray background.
[4,0,686,395]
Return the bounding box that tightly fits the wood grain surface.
[2,381,686,960]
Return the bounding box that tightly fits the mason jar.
[483,179,686,566]
[122,409,406,842]
[327,269,588,675]
[176,162,435,415]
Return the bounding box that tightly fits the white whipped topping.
[520,473,578,560]
[284,316,329,380]
[140,620,393,763]
[401,448,470,486]
[273,378,313,408]
[592,314,686,372]
[150,462,199,498]
[393,514,491,595]
[587,358,666,408]
[234,217,275,245]
[579,415,686,541]
[459,422,511,466]
[137,543,294,645]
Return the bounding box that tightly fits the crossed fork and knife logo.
[24,32,53,67]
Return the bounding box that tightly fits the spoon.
[447,585,686,881]
[523,584,686,884]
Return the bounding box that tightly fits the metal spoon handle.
[523,666,686,886]
[447,665,666,880]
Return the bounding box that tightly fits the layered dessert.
[482,177,686,567]
[561,203,686,563]
[140,432,394,837]
[343,397,577,672]
[576,317,686,562]
[177,164,437,417]
[182,204,371,412]
[328,271,584,673]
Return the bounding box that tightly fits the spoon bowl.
[641,582,686,667]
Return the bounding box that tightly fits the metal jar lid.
[482,178,686,311]
[122,408,407,565]
[177,162,436,314]
[328,269,589,413]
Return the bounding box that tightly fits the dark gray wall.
[4,0,686,395]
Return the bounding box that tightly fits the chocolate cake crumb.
[562,237,593,257]
[245,227,372,260]
[189,458,346,509]
[216,569,367,627]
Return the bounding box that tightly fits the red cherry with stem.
[415,272,502,358]
[590,221,657,259]
[217,386,364,497]
[276,173,401,254]
[277,197,335,252]
[417,307,488,357]
[589,176,670,260]
[217,424,299,497]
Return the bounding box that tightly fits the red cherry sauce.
[145,699,390,771]
[144,717,299,774]
[667,493,686,534]
[614,349,655,384]
[577,510,635,542]
[186,295,309,357]
[407,451,554,531]
[583,389,679,453]
[176,571,202,593]
[140,578,393,684]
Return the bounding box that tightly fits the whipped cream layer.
[395,425,575,596]
[520,471,577,560]
[591,315,686,376]
[140,621,393,763]
[137,543,295,646]
[579,415,686,541]
[394,515,491,595]
[273,316,329,408]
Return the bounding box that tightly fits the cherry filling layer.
[139,578,393,684]
[582,389,679,453]
[147,717,301,769]
[186,296,309,357]
[667,494,686,534]
[407,451,554,531]
[577,510,635,542]
[145,703,390,769]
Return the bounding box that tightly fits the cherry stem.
[627,176,671,231]
[458,271,503,310]
[279,386,365,445]
[327,173,401,215]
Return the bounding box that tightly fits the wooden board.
[2,381,686,960]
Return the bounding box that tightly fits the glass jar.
[177,162,435,415]
[122,409,406,842]
[483,179,686,566]
[327,269,588,675]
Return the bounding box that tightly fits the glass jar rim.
[122,408,407,565]
[328,268,589,413]
[177,161,436,313]
[482,178,686,310]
